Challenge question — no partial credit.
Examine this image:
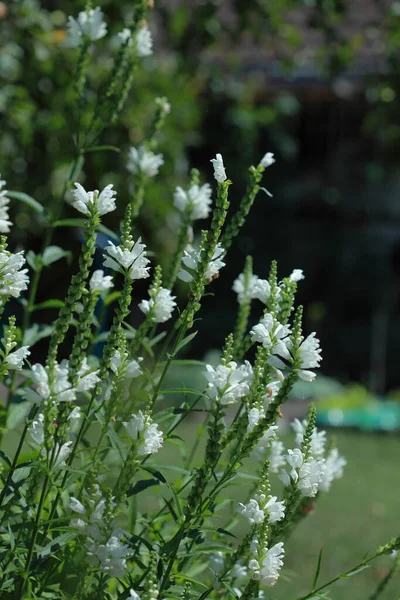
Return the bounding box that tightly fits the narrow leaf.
[312,548,323,590]
[84,145,121,154]
[127,479,160,497]
[7,190,45,214]
[176,331,198,354]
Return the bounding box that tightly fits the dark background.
[1,0,400,392]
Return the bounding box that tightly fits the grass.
[154,422,400,600]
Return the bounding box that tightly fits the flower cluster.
[173,183,213,220]
[139,287,176,323]
[204,360,253,405]
[177,243,226,283]
[123,411,163,455]
[0,176,11,233]
[103,238,151,280]
[67,7,107,46]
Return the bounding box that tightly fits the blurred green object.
[315,382,400,431]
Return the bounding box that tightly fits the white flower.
[103,238,151,280]
[279,448,325,497]
[264,496,285,523]
[32,362,75,403]
[319,448,346,492]
[232,562,248,580]
[247,407,265,433]
[291,418,326,458]
[76,358,100,392]
[204,360,253,405]
[69,497,86,515]
[232,273,271,305]
[0,251,29,298]
[250,314,291,358]
[141,423,163,455]
[28,413,44,445]
[136,25,153,57]
[89,269,114,292]
[262,370,284,405]
[0,177,11,232]
[260,152,275,168]
[127,146,164,178]
[6,346,30,370]
[251,426,278,461]
[289,269,304,282]
[238,498,264,525]
[297,332,322,382]
[210,551,225,573]
[130,591,140,600]
[269,440,285,472]
[71,183,116,216]
[110,350,143,379]
[139,287,176,323]
[123,411,163,455]
[173,183,212,220]
[118,28,131,45]
[177,243,225,283]
[67,7,107,47]
[210,153,227,182]
[53,441,73,469]
[86,531,130,577]
[260,543,284,587]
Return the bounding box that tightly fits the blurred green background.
[1,1,400,597]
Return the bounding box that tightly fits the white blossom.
[28,413,44,445]
[210,551,225,573]
[127,146,164,178]
[262,370,284,405]
[297,332,322,382]
[136,25,153,57]
[139,287,176,323]
[89,269,114,292]
[130,591,140,600]
[279,448,325,497]
[319,448,346,492]
[204,360,253,405]
[6,346,30,370]
[232,273,271,305]
[260,543,285,587]
[259,152,275,168]
[251,426,278,461]
[289,269,304,282]
[0,177,12,232]
[75,358,100,392]
[0,251,29,298]
[69,497,86,515]
[67,7,107,47]
[177,243,225,283]
[251,314,291,359]
[103,238,150,280]
[247,407,265,433]
[173,183,212,220]
[238,498,264,525]
[53,441,73,469]
[264,496,285,523]
[123,411,163,455]
[269,440,286,472]
[118,28,131,45]
[210,153,227,183]
[32,362,75,403]
[232,562,248,580]
[86,531,130,577]
[291,418,326,458]
[71,183,116,216]
[110,350,143,379]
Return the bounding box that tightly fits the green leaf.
[127,479,160,497]
[176,331,198,354]
[170,359,207,367]
[31,299,64,311]
[216,527,237,539]
[23,324,53,347]
[342,564,370,578]
[104,291,122,307]
[7,190,45,214]
[42,245,70,267]
[53,218,119,240]
[140,465,167,483]
[312,548,323,590]
[161,388,207,398]
[26,250,40,272]
[107,425,127,461]
[84,145,121,154]
[37,532,75,558]
[0,450,11,467]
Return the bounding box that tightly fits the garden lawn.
[159,425,400,600]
